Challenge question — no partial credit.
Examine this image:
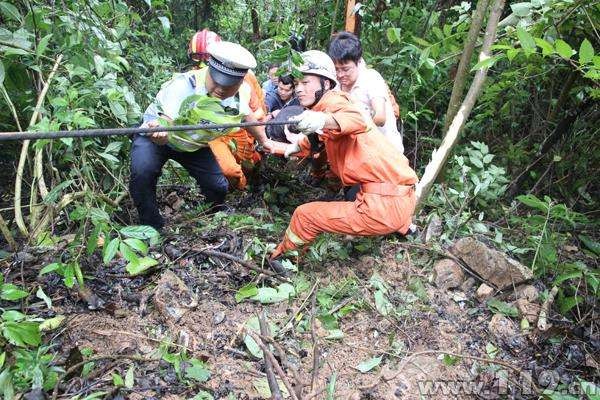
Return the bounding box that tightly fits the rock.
[476,284,495,302]
[213,311,226,325]
[515,298,541,324]
[488,314,526,351]
[433,259,465,289]
[451,238,533,289]
[488,314,518,340]
[460,277,476,292]
[514,284,539,303]
[15,251,36,263]
[424,214,443,243]
[153,270,197,323]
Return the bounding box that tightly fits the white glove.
[290,111,327,134]
[284,142,301,158]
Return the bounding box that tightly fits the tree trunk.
[415,0,506,210]
[442,0,490,133]
[344,0,357,34]
[250,7,261,41]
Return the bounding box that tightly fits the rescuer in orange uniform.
[188,29,266,189]
[269,50,418,263]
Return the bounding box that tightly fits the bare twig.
[246,330,299,400]
[310,286,320,392]
[279,279,319,335]
[538,286,559,331]
[188,248,289,283]
[258,311,283,400]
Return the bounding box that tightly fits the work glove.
[289,110,327,134]
[284,142,301,158]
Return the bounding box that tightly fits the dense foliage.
[0,0,598,397]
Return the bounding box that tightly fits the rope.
[0,120,296,141]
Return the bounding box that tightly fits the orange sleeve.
[316,92,367,139]
[244,72,267,119]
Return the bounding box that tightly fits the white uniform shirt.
[346,65,404,154]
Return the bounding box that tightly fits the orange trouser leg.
[208,138,246,190]
[272,190,416,258]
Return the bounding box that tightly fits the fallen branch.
[246,330,299,400]
[537,285,559,331]
[259,311,283,400]
[190,248,289,283]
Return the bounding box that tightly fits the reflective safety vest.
[168,67,252,152]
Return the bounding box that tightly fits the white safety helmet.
[298,50,338,88]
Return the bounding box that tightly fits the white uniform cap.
[206,41,257,86]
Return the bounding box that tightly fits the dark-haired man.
[265,75,301,118]
[328,31,404,154]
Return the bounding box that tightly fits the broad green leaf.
[39,262,64,275]
[510,2,532,17]
[2,310,25,321]
[90,208,111,224]
[470,55,502,71]
[386,27,401,44]
[516,27,536,54]
[534,38,554,56]
[554,271,582,286]
[0,61,4,85]
[486,298,518,317]
[86,226,100,255]
[119,242,139,263]
[125,256,158,276]
[555,39,573,59]
[543,391,579,400]
[124,238,148,255]
[125,365,135,389]
[412,36,431,47]
[1,284,29,301]
[516,194,549,212]
[356,356,382,373]
[0,2,22,22]
[189,391,214,400]
[558,295,582,314]
[0,352,4,368]
[579,380,600,400]
[103,237,120,264]
[36,34,52,56]
[485,343,498,359]
[39,315,65,331]
[185,358,211,382]
[374,290,394,316]
[250,283,295,304]
[2,321,41,347]
[579,235,600,255]
[442,354,460,366]
[119,225,159,240]
[158,16,170,35]
[112,373,124,387]
[0,369,15,400]
[507,48,520,61]
[235,282,258,303]
[579,39,594,64]
[44,179,74,204]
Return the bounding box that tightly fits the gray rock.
[451,238,533,289]
[433,259,465,290]
[514,284,539,303]
[424,214,443,243]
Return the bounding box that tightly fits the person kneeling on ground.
[129,41,272,229]
[268,50,418,266]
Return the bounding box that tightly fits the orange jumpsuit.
[208,71,266,189]
[272,91,418,258]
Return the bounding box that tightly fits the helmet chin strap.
[308,77,329,108]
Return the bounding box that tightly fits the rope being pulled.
[0,120,296,141]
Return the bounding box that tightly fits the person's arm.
[291,93,366,137]
[369,96,387,126]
